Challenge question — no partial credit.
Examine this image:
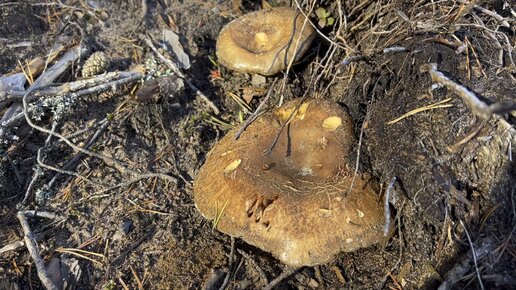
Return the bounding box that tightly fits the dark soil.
[1,1,515,290]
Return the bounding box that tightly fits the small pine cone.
[81,52,110,77]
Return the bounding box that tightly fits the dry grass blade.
[130,265,145,290]
[213,198,230,229]
[459,220,485,290]
[387,98,453,125]
[227,91,252,113]
[55,247,104,265]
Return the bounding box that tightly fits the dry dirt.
[0,1,515,290]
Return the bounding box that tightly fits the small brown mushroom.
[194,99,392,267]
[216,7,316,75]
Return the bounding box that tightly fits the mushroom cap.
[194,99,391,267]
[216,7,316,75]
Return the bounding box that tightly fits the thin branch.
[0,240,25,255]
[0,45,88,138]
[219,236,236,290]
[21,87,178,184]
[472,5,510,27]
[143,37,220,115]
[459,220,484,290]
[263,96,309,156]
[235,79,277,139]
[422,63,516,119]
[46,118,111,189]
[236,249,268,285]
[17,211,59,290]
[347,116,367,195]
[34,71,141,97]
[262,266,300,290]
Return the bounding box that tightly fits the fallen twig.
[262,266,300,290]
[347,115,368,196]
[263,95,310,156]
[437,233,495,290]
[46,118,111,190]
[0,45,88,138]
[422,63,516,119]
[460,220,484,290]
[234,79,277,139]
[0,240,25,255]
[17,210,61,290]
[236,249,268,285]
[20,87,178,186]
[143,37,220,115]
[82,172,179,201]
[447,119,488,153]
[472,4,510,28]
[34,71,141,97]
[219,237,235,290]
[384,177,396,236]
[4,71,140,102]
[20,121,58,206]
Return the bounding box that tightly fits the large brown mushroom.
[216,7,316,75]
[193,99,392,267]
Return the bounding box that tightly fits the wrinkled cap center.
[230,22,285,53]
[254,32,269,46]
[262,121,346,181]
[249,103,351,184]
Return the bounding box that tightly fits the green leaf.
[315,7,326,19]
[327,17,335,26]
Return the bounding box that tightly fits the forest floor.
[0,0,515,289]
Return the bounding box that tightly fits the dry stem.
[17,211,61,290]
[143,37,220,115]
[234,79,277,139]
[422,63,516,119]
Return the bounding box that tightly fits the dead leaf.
[241,87,266,104]
[163,29,191,69]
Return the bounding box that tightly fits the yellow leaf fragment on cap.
[275,101,311,124]
[224,159,242,174]
[322,116,342,131]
